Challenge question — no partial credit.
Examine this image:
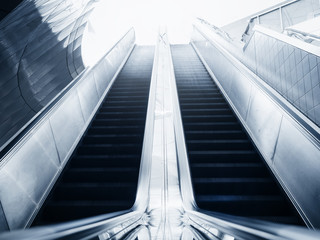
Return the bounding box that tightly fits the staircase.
[33,45,154,225]
[171,44,304,225]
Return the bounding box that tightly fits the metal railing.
[0,210,145,240]
[187,210,320,240]
[242,0,301,42]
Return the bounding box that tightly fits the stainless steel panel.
[93,61,113,97]
[246,90,282,162]
[273,117,320,227]
[0,170,36,230]
[76,72,99,121]
[4,121,60,203]
[49,91,85,162]
[229,72,252,118]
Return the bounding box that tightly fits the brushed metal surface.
[49,91,85,162]
[4,121,60,203]
[76,72,99,120]
[0,170,36,230]
[273,117,320,226]
[246,90,283,162]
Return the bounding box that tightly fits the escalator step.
[41,201,132,222]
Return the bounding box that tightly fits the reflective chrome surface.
[0,210,143,240]
[0,28,135,230]
[134,27,195,239]
[191,21,320,228]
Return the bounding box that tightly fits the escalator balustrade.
[171,44,304,225]
[33,46,154,225]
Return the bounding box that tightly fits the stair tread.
[196,195,284,201]
[193,178,272,183]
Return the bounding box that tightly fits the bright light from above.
[82,0,284,66]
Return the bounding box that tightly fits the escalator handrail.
[187,210,320,240]
[0,210,145,240]
[0,27,135,158]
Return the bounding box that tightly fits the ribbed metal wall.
[0,0,97,149]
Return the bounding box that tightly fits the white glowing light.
[223,234,235,240]
[82,0,284,66]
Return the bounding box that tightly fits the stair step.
[181,109,233,115]
[63,168,139,183]
[182,115,236,123]
[184,122,242,131]
[191,163,268,178]
[193,178,279,195]
[88,126,144,135]
[185,130,247,140]
[91,118,145,126]
[188,150,259,163]
[196,195,291,217]
[52,183,137,201]
[40,201,132,223]
[77,144,142,155]
[96,112,146,118]
[71,155,140,168]
[83,134,142,144]
[187,139,252,151]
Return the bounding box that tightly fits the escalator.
[33,45,154,225]
[171,44,304,225]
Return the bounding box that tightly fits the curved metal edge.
[132,37,159,213]
[0,210,144,240]
[187,210,320,240]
